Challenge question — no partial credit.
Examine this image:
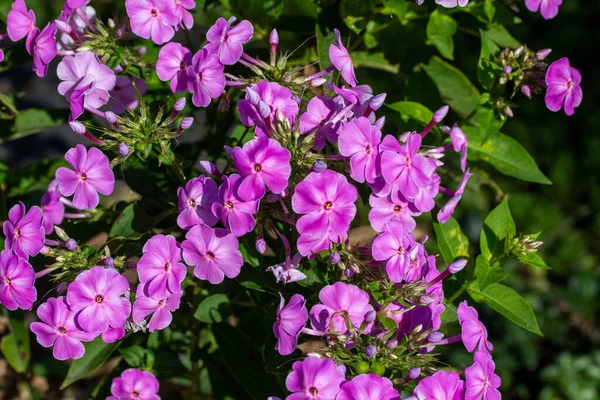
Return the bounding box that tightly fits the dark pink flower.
[132,285,182,332]
[186,48,226,108]
[156,42,192,93]
[108,368,160,400]
[329,29,357,87]
[232,135,291,201]
[181,224,243,284]
[30,297,95,360]
[274,293,308,356]
[545,57,582,116]
[125,0,179,45]
[205,17,254,65]
[526,0,562,20]
[299,96,345,150]
[174,0,195,29]
[0,250,37,310]
[27,23,57,78]
[176,175,219,230]
[211,174,259,237]
[292,170,358,238]
[55,145,115,210]
[338,116,381,183]
[66,266,131,333]
[285,356,346,400]
[336,374,400,400]
[437,169,472,223]
[3,202,44,259]
[372,220,418,283]
[137,234,186,299]
[413,370,465,400]
[7,0,36,44]
[41,188,65,235]
[465,351,502,400]
[457,301,494,353]
[368,193,418,233]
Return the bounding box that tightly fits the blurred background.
[0,0,598,399]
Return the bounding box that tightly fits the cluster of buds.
[510,233,544,257]
[497,45,552,99]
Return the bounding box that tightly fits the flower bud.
[420,295,435,305]
[536,48,552,60]
[107,18,116,29]
[343,267,354,279]
[433,105,449,123]
[105,111,118,125]
[256,239,267,254]
[258,100,272,119]
[370,93,387,110]
[65,239,77,251]
[69,121,87,135]
[270,29,279,46]
[57,282,68,293]
[179,117,194,130]
[246,87,260,105]
[408,367,421,380]
[174,97,187,112]
[364,310,377,324]
[40,245,50,255]
[385,339,398,350]
[448,259,467,273]
[503,65,512,74]
[199,160,219,175]
[428,331,444,343]
[118,142,130,157]
[54,19,72,34]
[54,226,70,242]
[310,78,327,87]
[521,85,532,98]
[104,257,115,268]
[365,345,377,358]
[504,105,514,118]
[514,46,524,57]
[312,160,327,173]
[137,46,147,56]
[329,252,341,265]
[374,116,386,130]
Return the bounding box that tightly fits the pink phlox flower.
[173,0,195,29]
[413,370,465,400]
[55,144,115,210]
[7,0,36,44]
[125,0,179,45]
[56,3,96,51]
[109,76,147,114]
[156,42,193,93]
[132,284,182,332]
[3,202,44,259]
[437,169,472,223]
[336,374,401,400]
[368,193,418,233]
[28,23,57,78]
[211,173,259,237]
[181,224,244,284]
[186,48,226,107]
[137,234,186,300]
[299,95,346,150]
[526,0,562,20]
[545,57,582,116]
[57,51,117,120]
[409,173,440,213]
[41,188,65,235]
[329,28,357,87]
[273,293,308,356]
[0,250,37,310]
[102,326,125,343]
[205,16,254,65]
[267,253,307,284]
[297,231,343,258]
[465,350,502,400]
[176,175,219,230]
[447,124,468,172]
[108,368,160,400]
[30,296,95,360]
[372,220,419,283]
[338,116,382,183]
[457,300,494,353]
[285,356,347,399]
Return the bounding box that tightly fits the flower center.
[188,198,197,208]
[397,246,404,255]
[14,228,21,238]
[324,201,333,210]
[254,163,262,172]
[225,201,234,209]
[165,262,172,272]
[95,295,104,303]
[157,299,166,308]
[180,60,187,70]
[567,80,573,89]
[309,387,318,396]
[206,251,215,260]
[79,173,87,181]
[132,391,139,398]
[59,327,67,334]
[405,157,411,168]
[150,8,158,17]
[4,277,11,285]
[365,143,373,154]
[393,205,401,213]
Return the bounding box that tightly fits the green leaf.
[387,101,433,125]
[519,252,551,270]
[462,126,552,184]
[441,302,458,324]
[61,337,122,388]
[422,56,481,118]
[483,23,520,48]
[316,23,335,70]
[433,217,470,265]
[351,51,399,74]
[0,109,64,144]
[109,204,148,239]
[239,242,260,268]
[483,0,495,22]
[467,282,543,336]
[0,310,30,373]
[426,10,457,60]
[194,294,231,323]
[478,29,501,90]
[474,255,507,290]
[480,198,515,259]
[340,0,372,33]
[378,315,398,332]
[475,94,505,142]
[119,345,154,369]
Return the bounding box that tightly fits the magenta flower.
[205,17,254,65]
[57,52,116,120]
[237,81,300,136]
[0,250,37,311]
[181,224,243,284]
[299,96,345,150]
[186,48,226,108]
[338,117,381,183]
[447,124,468,172]
[109,76,147,114]
[410,173,440,213]
[102,326,125,343]
[3,202,44,259]
[413,371,465,400]
[156,42,192,93]
[336,374,400,400]
[372,220,417,283]
[41,189,65,234]
[526,0,562,20]
[310,282,374,334]
[132,286,182,332]
[108,368,160,400]
[30,297,94,361]
[137,235,186,299]
[297,231,341,258]
[285,356,346,400]
[55,145,115,210]
[232,135,292,201]
[125,0,178,45]
[174,0,195,29]
[381,134,436,200]
[457,301,494,353]
[28,23,57,78]
[211,174,259,237]
[437,169,472,223]
[176,175,219,230]
[274,293,308,356]
[368,193,417,233]
[545,57,582,116]
[292,170,358,238]
[465,351,502,400]
[329,29,357,87]
[7,0,36,44]
[66,266,131,333]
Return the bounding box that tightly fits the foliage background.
[0,0,598,399]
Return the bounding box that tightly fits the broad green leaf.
[0,310,30,373]
[475,94,505,142]
[480,198,515,259]
[239,241,260,268]
[433,217,470,265]
[61,337,122,388]
[351,51,399,74]
[441,302,458,324]
[422,56,481,118]
[340,0,371,33]
[474,255,507,290]
[316,23,335,70]
[387,101,433,125]
[378,315,398,332]
[467,282,543,336]
[109,204,148,239]
[483,0,495,22]
[478,29,501,90]
[483,23,520,48]
[194,294,231,323]
[426,10,457,60]
[119,345,155,369]
[380,0,408,18]
[519,252,551,270]
[0,109,64,144]
[462,126,552,185]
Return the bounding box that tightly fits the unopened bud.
[54,226,70,242]
[365,345,377,358]
[107,18,116,29]
[386,340,398,350]
[199,160,219,175]
[514,46,524,57]
[174,97,187,112]
[503,65,513,74]
[521,85,532,98]
[54,19,72,34]
[536,48,552,60]
[408,367,421,379]
[40,246,51,255]
[428,331,444,343]
[270,29,279,46]
[370,93,387,110]
[343,267,354,279]
[364,310,377,324]
[329,252,341,265]
[255,239,266,254]
[104,257,115,268]
[105,111,118,125]
[118,142,130,157]
[504,105,514,118]
[65,239,77,251]
[179,117,194,130]
[258,100,272,119]
[448,259,467,273]
[374,116,386,130]
[310,78,327,87]
[420,295,435,305]
[433,105,449,123]
[312,160,327,173]
[57,282,68,293]
[137,46,147,56]
[246,87,260,105]
[69,121,87,135]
